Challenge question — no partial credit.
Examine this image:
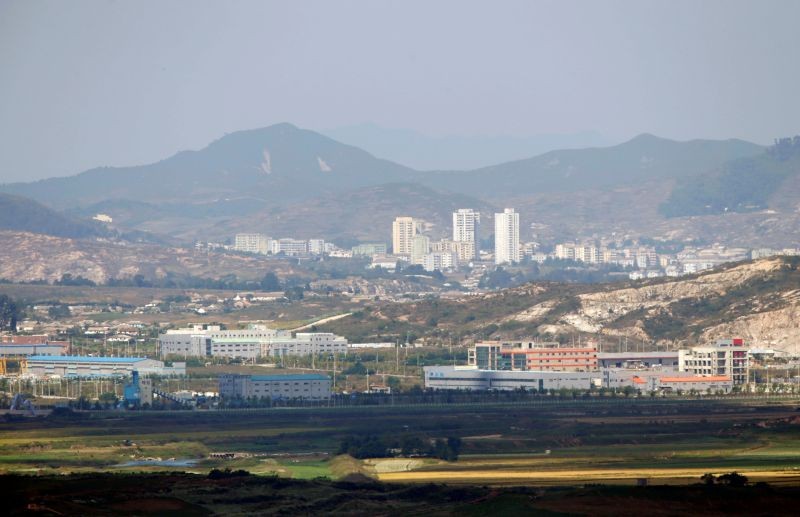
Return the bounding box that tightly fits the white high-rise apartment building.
[234,233,270,254]
[392,216,419,255]
[494,208,520,265]
[453,209,480,259]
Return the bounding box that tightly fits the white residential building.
[270,238,309,256]
[494,208,520,265]
[453,209,480,259]
[422,251,458,272]
[234,233,270,254]
[308,239,327,255]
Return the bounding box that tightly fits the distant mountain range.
[1,123,414,209]
[7,123,800,246]
[322,123,614,170]
[423,133,764,199]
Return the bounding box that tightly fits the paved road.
[290,313,352,331]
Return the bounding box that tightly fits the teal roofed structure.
[27,355,148,363]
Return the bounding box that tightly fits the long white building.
[424,365,732,393]
[219,373,331,400]
[494,208,520,265]
[26,355,185,378]
[158,325,347,359]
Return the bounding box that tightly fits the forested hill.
[0,193,110,239]
[661,136,800,217]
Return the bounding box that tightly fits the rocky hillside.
[319,257,800,352]
[0,231,291,284]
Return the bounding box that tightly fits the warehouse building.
[602,369,733,393]
[25,356,185,378]
[0,343,67,357]
[219,373,331,400]
[425,366,602,391]
[424,366,733,393]
[597,351,680,370]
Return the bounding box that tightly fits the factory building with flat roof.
[424,365,733,393]
[597,351,680,370]
[219,373,331,400]
[25,356,185,378]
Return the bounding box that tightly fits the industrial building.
[219,373,331,400]
[679,339,749,385]
[0,343,67,357]
[264,333,348,357]
[25,356,185,378]
[602,369,733,393]
[424,365,733,393]
[425,366,601,391]
[158,325,347,359]
[469,341,598,372]
[597,351,680,370]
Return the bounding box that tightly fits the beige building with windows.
[392,216,420,255]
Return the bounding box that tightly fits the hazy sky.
[1,0,799,182]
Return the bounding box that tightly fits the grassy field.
[2,398,799,487]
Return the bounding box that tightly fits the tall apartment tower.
[392,216,419,255]
[494,208,520,265]
[453,209,480,259]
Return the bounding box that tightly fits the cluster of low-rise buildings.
[232,233,337,257]
[540,242,800,279]
[425,338,753,394]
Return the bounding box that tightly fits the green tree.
[0,295,20,331]
[260,272,281,291]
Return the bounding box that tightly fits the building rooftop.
[660,375,731,383]
[27,355,150,363]
[249,374,330,382]
[598,351,680,358]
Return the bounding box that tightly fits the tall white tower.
[494,208,520,265]
[452,208,480,259]
[392,216,419,255]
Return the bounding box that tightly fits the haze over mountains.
[322,123,615,171]
[3,123,799,246]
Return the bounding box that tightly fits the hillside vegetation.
[0,193,110,239]
[320,257,800,351]
[662,136,800,217]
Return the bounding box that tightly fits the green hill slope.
[661,136,800,217]
[0,193,109,238]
